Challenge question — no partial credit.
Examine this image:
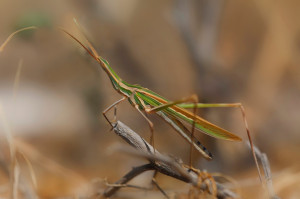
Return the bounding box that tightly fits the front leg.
[102,96,127,127]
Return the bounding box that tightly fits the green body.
[97,57,241,159]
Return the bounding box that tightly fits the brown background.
[0,0,299,198]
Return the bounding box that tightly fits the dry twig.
[102,121,237,198]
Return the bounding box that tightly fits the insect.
[1,25,261,180]
[59,28,245,158]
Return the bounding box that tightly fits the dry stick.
[250,144,279,199]
[103,164,154,197]
[151,176,169,199]
[103,121,237,198]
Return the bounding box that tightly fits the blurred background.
[0,0,299,198]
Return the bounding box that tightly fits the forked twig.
[102,121,237,198]
[103,163,154,197]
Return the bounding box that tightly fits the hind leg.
[179,102,262,181]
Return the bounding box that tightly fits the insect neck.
[98,57,124,92]
[98,57,136,98]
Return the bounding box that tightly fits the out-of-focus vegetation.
[0,0,299,198]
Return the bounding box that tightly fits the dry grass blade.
[0,26,37,52]
[0,103,18,199]
[12,160,20,199]
[13,59,23,100]
[0,104,15,159]
[14,139,86,184]
[18,151,37,188]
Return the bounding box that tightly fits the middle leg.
[147,94,204,167]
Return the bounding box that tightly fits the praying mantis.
[0,25,261,180]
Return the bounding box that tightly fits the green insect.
[59,29,246,160]
[1,25,261,180]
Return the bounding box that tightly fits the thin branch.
[152,177,169,199]
[103,163,154,197]
[103,121,237,198]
